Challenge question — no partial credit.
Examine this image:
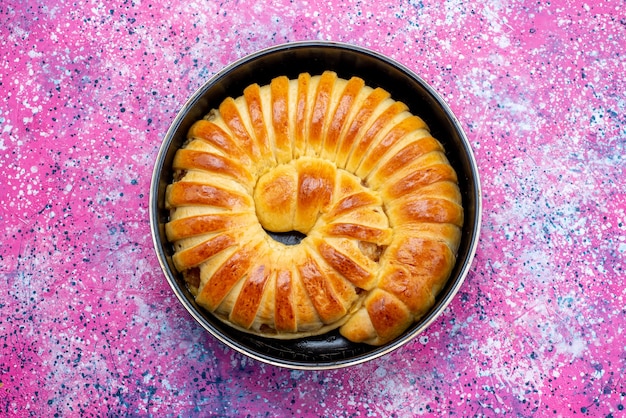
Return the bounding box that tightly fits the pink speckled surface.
[1,0,625,416]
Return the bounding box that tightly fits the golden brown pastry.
[165,71,463,345]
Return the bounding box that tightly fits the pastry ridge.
[166,71,463,345]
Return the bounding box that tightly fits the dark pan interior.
[151,42,481,369]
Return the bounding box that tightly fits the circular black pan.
[150,41,482,370]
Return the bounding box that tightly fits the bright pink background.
[1,0,625,416]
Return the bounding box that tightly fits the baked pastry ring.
[165,71,463,345]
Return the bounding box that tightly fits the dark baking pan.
[150,41,482,370]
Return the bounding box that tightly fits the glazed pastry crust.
[165,72,463,345]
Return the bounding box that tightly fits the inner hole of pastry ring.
[265,230,307,246]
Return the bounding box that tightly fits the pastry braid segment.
[380,163,459,202]
[296,251,357,324]
[229,263,273,329]
[366,137,444,188]
[355,115,428,180]
[294,157,336,233]
[274,268,298,333]
[307,71,337,157]
[165,182,252,210]
[323,191,380,220]
[165,213,252,241]
[388,196,464,227]
[335,87,390,169]
[270,76,292,164]
[385,235,456,301]
[312,237,378,290]
[294,73,311,158]
[322,222,392,244]
[171,233,237,272]
[172,147,254,191]
[217,98,261,162]
[187,120,251,166]
[287,257,324,332]
[196,238,265,312]
[243,84,274,164]
[340,289,413,345]
[377,263,435,317]
[345,101,408,174]
[321,76,365,161]
[253,163,298,233]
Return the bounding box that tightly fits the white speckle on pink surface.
[1,0,625,416]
